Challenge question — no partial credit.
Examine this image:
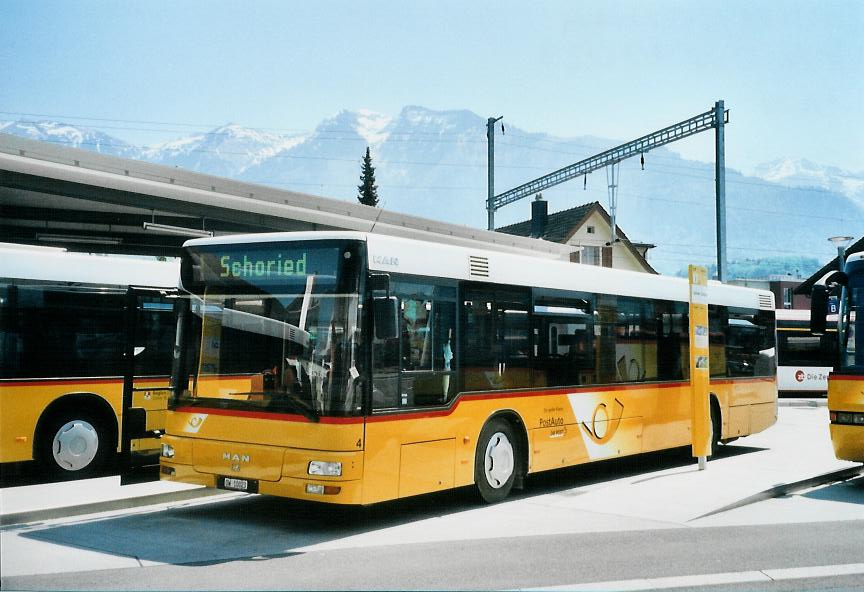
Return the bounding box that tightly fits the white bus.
[0,245,178,482]
[775,309,835,396]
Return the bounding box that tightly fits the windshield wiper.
[283,393,320,423]
[173,391,319,422]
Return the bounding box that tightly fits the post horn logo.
[581,398,624,444]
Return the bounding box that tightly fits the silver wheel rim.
[484,431,514,489]
[52,420,99,471]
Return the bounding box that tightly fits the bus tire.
[475,418,517,504]
[710,399,722,457]
[36,407,112,480]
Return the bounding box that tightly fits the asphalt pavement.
[1,403,862,589]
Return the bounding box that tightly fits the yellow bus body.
[0,377,168,464]
[827,374,864,462]
[160,377,776,505]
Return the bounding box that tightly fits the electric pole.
[489,102,730,281]
[714,100,727,282]
[487,115,503,231]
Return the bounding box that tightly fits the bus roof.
[182,231,775,310]
[0,246,179,288]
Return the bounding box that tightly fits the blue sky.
[1,0,862,173]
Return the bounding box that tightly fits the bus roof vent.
[469,255,490,278]
[758,294,774,310]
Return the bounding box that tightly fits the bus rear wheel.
[710,400,722,457]
[37,409,111,480]
[475,418,517,504]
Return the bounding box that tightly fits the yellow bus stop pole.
[689,265,711,469]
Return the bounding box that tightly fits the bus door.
[120,286,179,485]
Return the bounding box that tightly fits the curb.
[0,487,231,528]
[693,465,864,521]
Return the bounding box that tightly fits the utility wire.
[9,136,861,222]
[5,110,862,180]
[15,135,864,197]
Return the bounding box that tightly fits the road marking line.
[763,563,864,580]
[520,563,864,591]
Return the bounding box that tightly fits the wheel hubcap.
[484,431,514,489]
[52,420,99,471]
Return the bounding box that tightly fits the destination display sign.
[185,244,342,289]
[219,252,308,279]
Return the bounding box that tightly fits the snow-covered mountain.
[141,123,306,178]
[0,120,140,158]
[2,109,862,275]
[753,157,864,208]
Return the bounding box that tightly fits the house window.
[586,226,595,234]
[582,246,600,266]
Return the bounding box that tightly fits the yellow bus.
[159,232,777,504]
[812,253,864,462]
[0,245,178,481]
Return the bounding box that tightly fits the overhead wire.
[2,111,859,266]
[4,111,862,182]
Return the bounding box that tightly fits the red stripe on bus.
[830,374,864,381]
[173,406,361,424]
[0,377,125,387]
[173,376,774,424]
[367,378,773,422]
[709,377,776,386]
[0,375,248,388]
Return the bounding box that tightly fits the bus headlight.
[161,443,175,458]
[308,460,342,476]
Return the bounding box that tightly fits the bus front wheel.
[37,409,111,479]
[475,418,517,504]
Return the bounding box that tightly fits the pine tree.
[357,146,379,207]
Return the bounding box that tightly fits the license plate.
[218,476,259,493]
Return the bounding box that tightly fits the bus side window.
[726,308,775,377]
[708,305,728,378]
[371,305,400,409]
[134,298,176,377]
[610,297,657,383]
[13,285,125,379]
[371,279,458,409]
[0,284,22,379]
[532,290,595,388]
[461,285,531,393]
[657,302,688,381]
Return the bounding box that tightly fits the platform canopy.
[0,133,574,260]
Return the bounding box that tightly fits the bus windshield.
[173,240,364,418]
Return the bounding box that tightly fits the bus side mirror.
[373,296,399,340]
[810,285,829,335]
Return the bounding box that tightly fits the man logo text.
[223,452,250,472]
